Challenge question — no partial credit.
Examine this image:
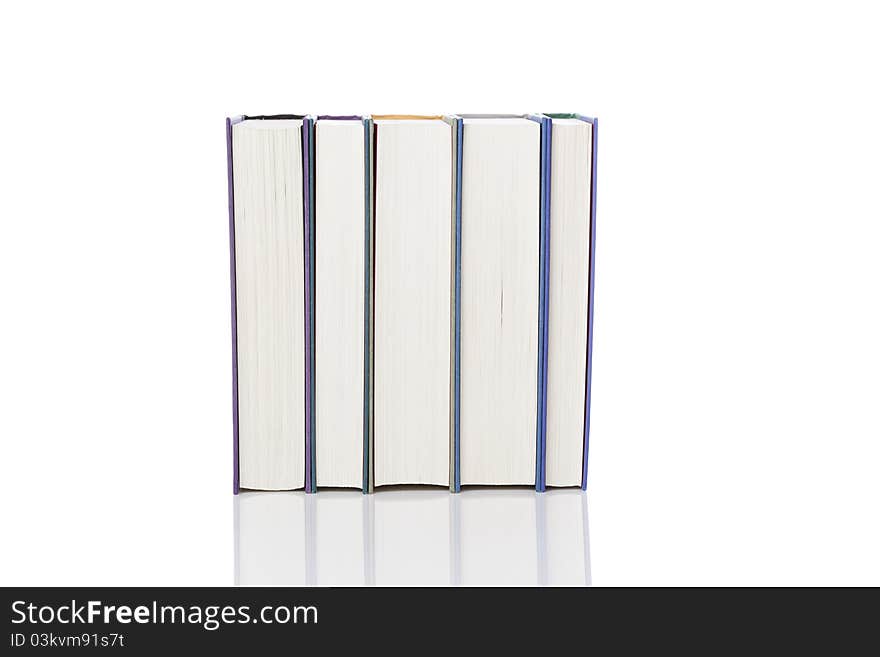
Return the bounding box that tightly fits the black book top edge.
[242,114,307,121]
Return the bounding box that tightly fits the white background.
[1,0,878,586]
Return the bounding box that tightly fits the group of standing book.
[226,113,597,495]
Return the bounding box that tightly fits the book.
[373,492,451,585]
[372,117,454,488]
[235,492,310,585]
[314,116,369,490]
[455,115,543,489]
[314,492,368,585]
[542,489,592,585]
[455,490,539,585]
[227,115,311,492]
[544,114,598,490]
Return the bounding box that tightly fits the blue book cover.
[303,116,316,494]
[526,114,551,494]
[444,115,463,493]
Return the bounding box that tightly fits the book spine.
[363,117,374,494]
[227,116,243,495]
[580,116,597,491]
[303,117,317,493]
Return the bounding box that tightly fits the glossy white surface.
[235,490,590,586]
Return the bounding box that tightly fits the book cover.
[364,117,375,494]
[526,114,551,493]
[452,116,463,493]
[441,116,463,493]
[226,115,244,495]
[303,116,316,493]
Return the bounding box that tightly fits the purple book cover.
[226,115,244,495]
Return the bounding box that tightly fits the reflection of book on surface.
[373,493,451,586]
[453,490,590,586]
[314,493,366,585]
[542,490,591,586]
[236,492,368,586]
[235,492,307,585]
[456,491,538,586]
[235,489,590,586]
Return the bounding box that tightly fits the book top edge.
[235,118,304,130]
